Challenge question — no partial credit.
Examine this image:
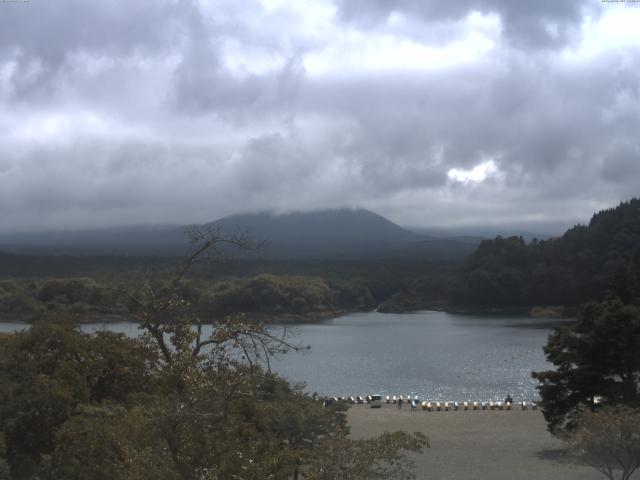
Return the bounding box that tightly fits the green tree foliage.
[52,405,175,480]
[377,272,451,313]
[0,431,10,480]
[0,273,377,322]
[0,227,427,479]
[0,281,45,319]
[0,278,127,321]
[0,318,158,478]
[566,406,640,480]
[200,274,335,314]
[451,198,640,309]
[532,299,640,434]
[197,273,376,316]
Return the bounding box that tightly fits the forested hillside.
[450,198,640,310]
[3,199,639,318]
[0,250,454,321]
[0,274,378,323]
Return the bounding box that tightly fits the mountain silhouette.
[0,208,477,260]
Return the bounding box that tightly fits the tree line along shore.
[3,200,640,322]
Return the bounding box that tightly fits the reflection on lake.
[271,311,565,401]
[0,311,566,401]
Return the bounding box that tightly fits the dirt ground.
[347,404,604,480]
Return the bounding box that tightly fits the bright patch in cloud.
[305,34,494,74]
[563,6,640,62]
[448,160,499,183]
[302,11,498,75]
[222,39,287,77]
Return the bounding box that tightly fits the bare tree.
[112,225,297,371]
[566,406,640,480]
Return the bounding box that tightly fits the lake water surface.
[0,311,564,402]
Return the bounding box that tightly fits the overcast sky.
[1,0,639,234]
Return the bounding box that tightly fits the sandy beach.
[348,404,603,480]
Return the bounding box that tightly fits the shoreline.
[0,306,576,325]
[0,308,367,325]
[382,303,576,319]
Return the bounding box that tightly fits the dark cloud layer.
[0,0,639,234]
[336,0,595,48]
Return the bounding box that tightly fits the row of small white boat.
[326,396,538,410]
[416,400,537,411]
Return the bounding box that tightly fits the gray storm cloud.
[0,0,639,234]
[335,0,596,48]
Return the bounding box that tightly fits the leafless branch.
[174,225,263,283]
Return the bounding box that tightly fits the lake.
[0,311,564,402]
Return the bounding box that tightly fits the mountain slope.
[0,225,188,256]
[211,209,422,249]
[0,208,476,260]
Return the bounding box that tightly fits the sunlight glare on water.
[0,311,564,402]
[269,311,562,402]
